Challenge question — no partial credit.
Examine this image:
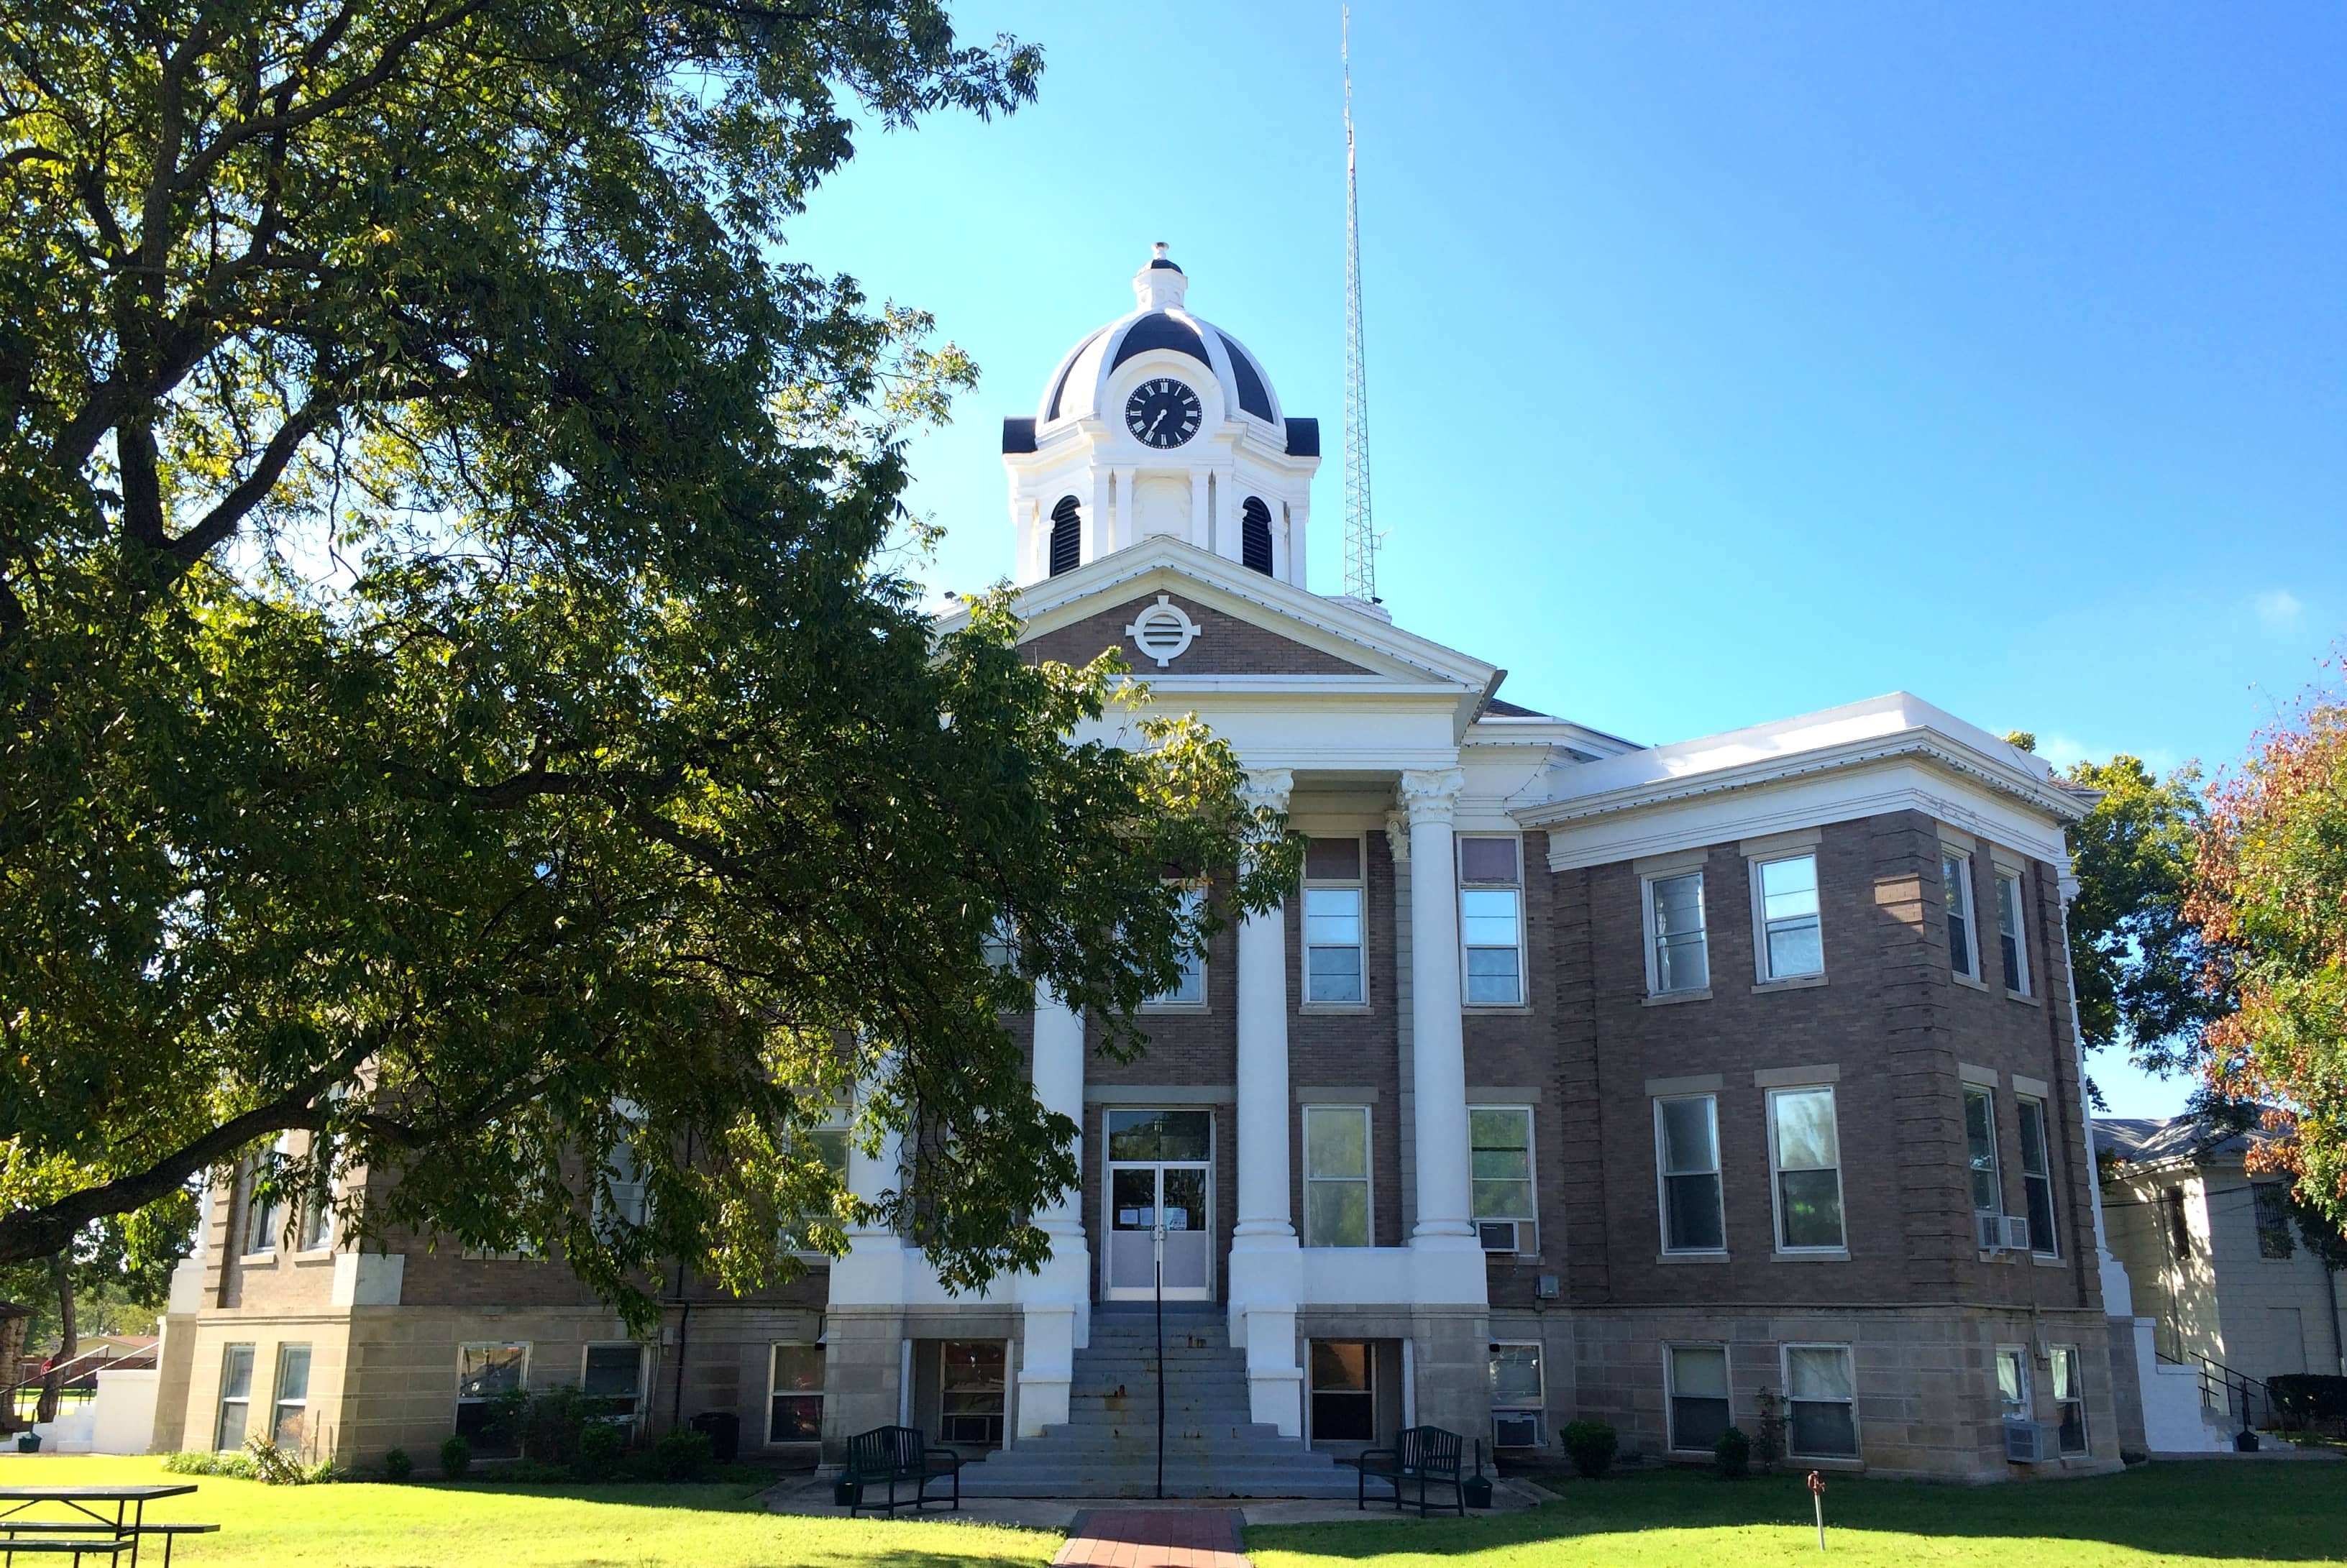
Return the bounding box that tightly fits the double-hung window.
[1995,1344,2030,1421]
[1767,1088,1845,1251]
[242,1140,288,1257]
[1666,1344,1731,1453]
[940,1341,1007,1447]
[1655,1096,1724,1253]
[2016,1097,2059,1256]
[1783,1344,1859,1459]
[583,1344,646,1423]
[1303,1105,1371,1247]
[272,1343,312,1452]
[2254,1183,2295,1260]
[1148,884,1207,1007]
[1469,1107,1537,1253]
[1943,851,1979,980]
[1645,870,1709,995]
[1488,1343,1545,1446]
[1309,1342,1375,1441]
[1303,837,1365,1005]
[2050,1345,2088,1454]
[456,1342,528,1454]
[1964,1087,2002,1220]
[1458,836,1524,1005]
[1753,853,1824,981]
[296,1134,334,1253]
[768,1343,825,1444]
[1995,868,2030,995]
[215,1344,255,1452]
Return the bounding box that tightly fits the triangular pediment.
[936,539,1504,733]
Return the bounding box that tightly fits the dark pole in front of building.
[1153,1216,1166,1500]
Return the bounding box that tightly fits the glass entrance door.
[1102,1109,1213,1300]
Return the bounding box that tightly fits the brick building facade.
[155,249,2146,1486]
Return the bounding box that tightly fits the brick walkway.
[1052,1508,1252,1568]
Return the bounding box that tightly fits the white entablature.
[1002,247,1322,589]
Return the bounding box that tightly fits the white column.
[1190,468,1211,550]
[1228,766,1304,1435]
[1017,985,1090,1434]
[1402,766,1477,1250]
[1086,471,1110,566]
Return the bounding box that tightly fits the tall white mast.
[1342,6,1378,603]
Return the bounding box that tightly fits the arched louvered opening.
[1240,497,1274,576]
[1048,495,1082,577]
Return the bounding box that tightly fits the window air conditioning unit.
[1478,1220,1521,1254]
[1493,1411,1543,1449]
[1975,1213,2008,1252]
[2003,1417,2061,1464]
[2000,1216,2034,1252]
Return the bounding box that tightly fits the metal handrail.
[2188,1351,2283,1438]
[4,1345,158,1421]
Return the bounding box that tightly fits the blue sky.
[786,3,2346,1116]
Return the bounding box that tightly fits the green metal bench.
[839,1425,962,1516]
[1358,1424,1466,1516]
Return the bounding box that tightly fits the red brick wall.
[1021,592,1376,677]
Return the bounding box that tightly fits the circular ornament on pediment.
[1125,593,1202,668]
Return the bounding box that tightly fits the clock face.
[1125,378,1202,449]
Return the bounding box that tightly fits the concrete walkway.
[758,1468,1552,1531]
[1054,1509,1248,1568]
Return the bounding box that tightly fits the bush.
[160,1450,256,1480]
[243,1435,309,1485]
[503,1385,620,1467]
[383,1448,413,1482]
[439,1434,472,1480]
[1560,1420,1618,1479]
[1752,1386,1787,1475]
[2269,1374,2347,1431]
[652,1426,714,1483]
[573,1421,626,1482]
[1714,1426,1751,1479]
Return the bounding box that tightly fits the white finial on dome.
[1134,243,1189,312]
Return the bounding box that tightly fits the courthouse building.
[155,249,2142,1487]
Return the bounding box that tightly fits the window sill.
[1753,974,1828,994]
[1655,1251,1730,1265]
[1299,1004,1372,1016]
[2004,989,2041,1007]
[238,1251,277,1266]
[1642,989,1712,1008]
[1463,1002,1536,1015]
[2031,1252,2067,1267]
[1951,971,1992,994]
[1770,1248,1851,1263]
[292,1250,336,1265]
[1139,1002,1209,1015]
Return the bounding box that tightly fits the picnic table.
[0,1483,216,1565]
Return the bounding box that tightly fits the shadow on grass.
[1246,1463,2347,1564]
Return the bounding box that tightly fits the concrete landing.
[756,1470,1553,1530]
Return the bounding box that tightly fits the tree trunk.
[32,1255,75,1426]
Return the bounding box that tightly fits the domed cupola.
[1002,245,1322,590]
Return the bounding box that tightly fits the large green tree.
[2188,695,2347,1242]
[0,0,1295,1324]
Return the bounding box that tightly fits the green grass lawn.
[1249,1462,2347,1567]
[0,1455,1057,1567]
[3,1454,2339,1566]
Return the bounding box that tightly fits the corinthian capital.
[1398,766,1466,825]
[1239,767,1295,816]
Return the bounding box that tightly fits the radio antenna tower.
[1341,6,1379,603]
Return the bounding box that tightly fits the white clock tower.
[1002,245,1322,588]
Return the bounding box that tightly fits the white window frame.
[1766,1086,1847,1254]
[1780,1342,1861,1460]
[454,1342,530,1449]
[1964,1086,2003,1220]
[1301,1104,1373,1249]
[1488,1341,1545,1436]
[1143,883,1207,1010]
[1665,1342,1733,1454]
[1468,1104,1538,1254]
[1995,1343,2031,1420]
[1458,834,1527,1008]
[1653,1095,1726,1256]
[270,1342,312,1452]
[295,1133,335,1254]
[1994,866,2031,996]
[241,1138,289,1259]
[1301,834,1368,1010]
[2016,1096,2060,1257]
[1943,851,1980,981]
[766,1340,825,1446]
[215,1343,255,1452]
[2050,1344,2088,1454]
[1641,869,1710,997]
[581,1342,648,1426]
[783,1118,853,1257]
[1749,851,1825,983]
